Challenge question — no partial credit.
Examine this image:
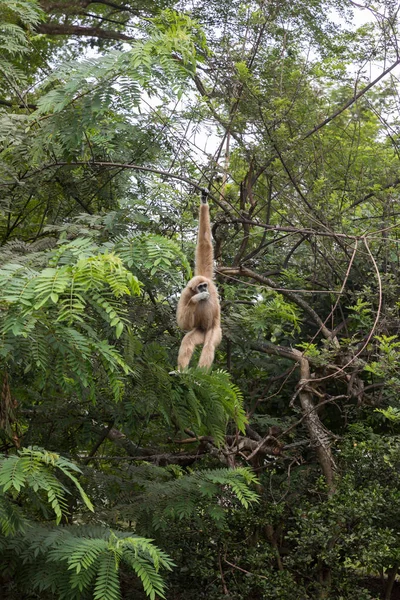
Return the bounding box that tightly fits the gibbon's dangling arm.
[195,191,214,280]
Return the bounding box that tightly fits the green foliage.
[363,334,400,380]
[296,341,321,358]
[0,1,43,57]
[347,298,374,333]
[0,239,140,400]
[150,9,208,70]
[0,0,44,98]
[19,9,207,165]
[123,353,246,442]
[125,466,259,532]
[0,447,93,530]
[170,369,247,442]
[1,524,173,600]
[0,448,173,600]
[115,233,191,281]
[285,435,400,595]
[151,434,400,600]
[226,292,301,345]
[375,406,400,422]
[3,1,400,599]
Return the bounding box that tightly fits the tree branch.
[349,177,400,209]
[35,22,133,41]
[84,452,208,466]
[0,99,37,110]
[220,265,334,339]
[291,350,336,491]
[302,57,400,140]
[250,341,301,362]
[250,343,336,488]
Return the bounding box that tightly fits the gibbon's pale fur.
[176,196,222,369]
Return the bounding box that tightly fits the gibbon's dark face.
[197,282,208,293]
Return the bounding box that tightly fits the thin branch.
[84,452,207,465]
[78,11,129,25]
[250,341,301,362]
[349,177,400,209]
[308,237,382,384]
[35,22,133,41]
[217,217,358,240]
[82,422,114,465]
[224,557,269,580]
[220,266,334,339]
[303,240,359,350]
[0,99,37,110]
[302,56,400,140]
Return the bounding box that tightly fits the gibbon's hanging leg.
[177,328,205,370]
[176,192,222,370]
[198,325,222,368]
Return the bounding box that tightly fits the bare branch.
[302,57,400,140]
[219,266,334,339]
[35,22,133,41]
[291,350,336,490]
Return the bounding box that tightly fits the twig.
[302,56,400,140]
[224,557,269,580]
[307,237,382,384]
[218,552,230,596]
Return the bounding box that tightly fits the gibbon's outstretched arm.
[176,194,222,370]
[195,193,214,280]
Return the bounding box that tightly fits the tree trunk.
[292,350,336,491]
[385,564,399,600]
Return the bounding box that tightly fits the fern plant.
[0,238,141,400]
[116,465,259,534]
[33,9,205,118]
[0,0,44,95]
[170,368,247,443]
[0,227,246,441]
[124,341,246,443]
[0,447,93,533]
[2,525,173,600]
[21,9,207,166]
[0,448,173,600]
[115,233,191,283]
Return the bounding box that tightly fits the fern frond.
[93,551,122,600]
[128,555,166,600]
[1,524,172,600]
[0,448,94,524]
[0,240,139,400]
[0,494,26,535]
[115,233,191,280]
[122,466,259,531]
[170,368,247,443]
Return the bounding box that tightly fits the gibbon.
[176,194,222,369]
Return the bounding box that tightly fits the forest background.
[1,0,400,599]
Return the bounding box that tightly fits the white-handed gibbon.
[176,193,222,369]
